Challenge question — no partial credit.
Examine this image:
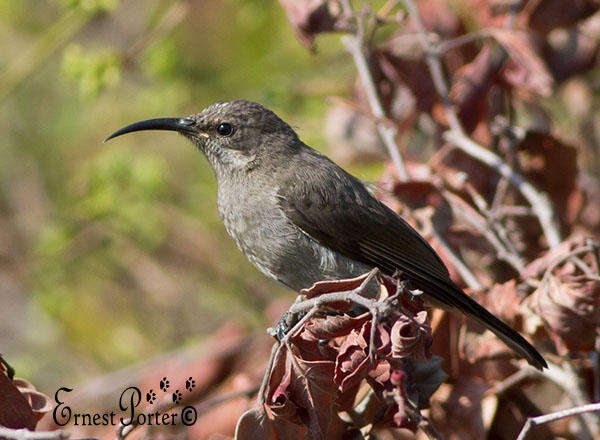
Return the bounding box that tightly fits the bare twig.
[441,190,527,273]
[537,362,600,440]
[399,0,561,248]
[444,131,561,248]
[0,428,69,440]
[404,398,445,440]
[516,402,600,440]
[544,242,598,279]
[124,2,189,64]
[436,30,491,54]
[340,1,409,181]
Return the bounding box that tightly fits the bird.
[105,99,547,370]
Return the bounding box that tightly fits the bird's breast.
[216,183,368,291]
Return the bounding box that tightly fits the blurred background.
[0,0,383,392]
[2,0,600,409]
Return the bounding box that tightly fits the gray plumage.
[105,99,547,370]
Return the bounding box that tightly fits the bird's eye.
[216,122,234,137]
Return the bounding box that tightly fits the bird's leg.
[368,308,379,365]
[269,294,306,341]
[257,341,280,406]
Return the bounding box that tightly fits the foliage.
[2,0,600,439]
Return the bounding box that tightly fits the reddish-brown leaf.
[515,132,579,235]
[528,274,600,353]
[528,0,600,33]
[448,45,503,132]
[266,343,344,440]
[235,406,278,440]
[304,313,370,340]
[390,311,433,360]
[0,372,37,430]
[278,0,349,49]
[490,28,554,96]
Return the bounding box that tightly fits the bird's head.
[105,100,300,177]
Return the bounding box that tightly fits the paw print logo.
[159,377,170,392]
[145,389,156,404]
[185,377,195,392]
[172,389,183,404]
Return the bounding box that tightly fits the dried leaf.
[448,45,503,131]
[489,28,554,96]
[0,371,37,430]
[304,313,369,340]
[516,132,579,235]
[334,321,391,392]
[235,407,277,440]
[528,274,600,353]
[471,280,524,329]
[529,0,600,33]
[390,311,433,360]
[11,379,53,423]
[278,0,348,49]
[266,343,344,440]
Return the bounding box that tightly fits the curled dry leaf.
[489,28,554,96]
[528,274,600,353]
[266,342,345,440]
[390,311,432,360]
[259,273,444,436]
[0,367,38,430]
[278,0,349,49]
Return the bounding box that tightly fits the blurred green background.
[0,0,381,391]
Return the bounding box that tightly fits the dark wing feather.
[277,168,449,278]
[276,156,547,370]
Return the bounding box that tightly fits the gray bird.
[105,100,547,370]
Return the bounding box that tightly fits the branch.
[399,0,562,248]
[340,2,409,181]
[516,402,600,440]
[538,362,600,440]
[0,428,70,440]
[443,131,561,248]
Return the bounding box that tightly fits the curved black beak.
[104,118,197,143]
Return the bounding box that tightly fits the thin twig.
[405,398,445,440]
[516,402,600,440]
[340,1,409,181]
[440,189,526,273]
[431,228,482,289]
[444,131,561,248]
[399,0,561,248]
[436,29,492,54]
[484,367,536,396]
[0,428,70,440]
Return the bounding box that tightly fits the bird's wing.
[276,162,452,287]
[276,157,548,370]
